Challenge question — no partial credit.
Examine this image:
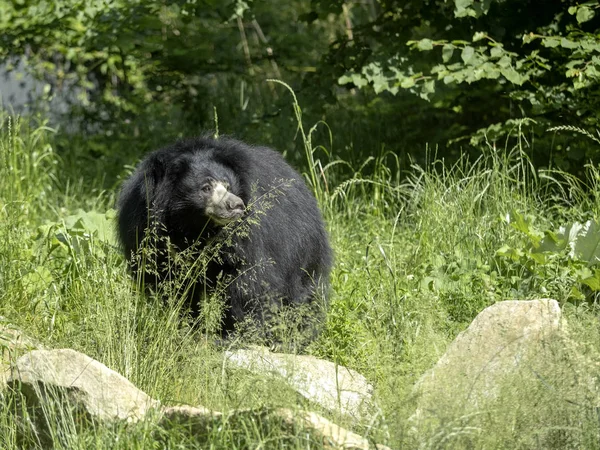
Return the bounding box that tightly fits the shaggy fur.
[117,136,333,337]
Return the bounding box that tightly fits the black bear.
[117,136,333,342]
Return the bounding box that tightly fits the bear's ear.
[140,153,167,199]
[167,153,192,178]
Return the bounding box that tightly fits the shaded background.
[1,0,599,185]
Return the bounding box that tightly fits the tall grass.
[3,102,600,449]
[0,113,59,323]
[267,79,333,208]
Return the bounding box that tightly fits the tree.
[313,0,600,169]
[0,0,339,174]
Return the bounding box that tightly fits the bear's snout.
[226,196,245,212]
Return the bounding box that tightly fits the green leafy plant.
[318,0,600,169]
[497,210,600,301]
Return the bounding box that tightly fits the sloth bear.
[117,136,332,342]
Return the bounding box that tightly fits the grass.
[3,103,600,448]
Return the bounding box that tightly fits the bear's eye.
[201,184,212,193]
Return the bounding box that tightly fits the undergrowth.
[3,102,600,449]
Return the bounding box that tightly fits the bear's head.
[159,150,246,226]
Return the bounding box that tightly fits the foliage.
[497,211,600,301]
[0,112,60,325]
[0,0,339,178]
[5,0,600,172]
[6,81,600,448]
[315,0,600,168]
[1,0,254,114]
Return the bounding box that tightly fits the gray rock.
[159,404,222,434]
[159,404,390,448]
[162,404,219,418]
[0,322,42,389]
[5,345,387,448]
[8,348,159,423]
[225,347,374,420]
[413,299,564,420]
[275,408,391,450]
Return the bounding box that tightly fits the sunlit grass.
[2,106,600,448]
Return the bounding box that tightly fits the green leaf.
[496,245,524,261]
[416,39,434,51]
[66,17,86,33]
[501,66,525,85]
[461,46,475,64]
[51,209,118,246]
[570,286,586,301]
[339,73,368,88]
[529,252,547,264]
[455,0,493,18]
[581,272,600,291]
[400,77,415,88]
[443,74,455,84]
[572,220,600,263]
[581,39,600,52]
[490,46,503,59]
[536,220,600,265]
[420,79,435,99]
[454,0,474,17]
[473,32,486,42]
[576,6,595,24]
[507,210,530,234]
[482,65,500,79]
[339,74,354,85]
[442,44,454,63]
[507,210,544,245]
[560,38,578,49]
[372,73,391,93]
[542,37,560,48]
[21,267,54,296]
[497,55,512,68]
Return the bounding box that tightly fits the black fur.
[117,136,333,337]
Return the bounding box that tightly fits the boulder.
[159,405,390,448]
[0,322,42,389]
[159,404,222,435]
[275,408,391,450]
[225,347,374,420]
[7,347,386,448]
[413,299,564,420]
[161,406,391,450]
[7,348,159,424]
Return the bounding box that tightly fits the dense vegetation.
[2,0,600,448]
[3,99,600,448]
[2,0,599,171]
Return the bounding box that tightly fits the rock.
[162,404,219,418]
[413,299,564,421]
[159,405,222,435]
[159,405,390,448]
[5,346,387,448]
[275,408,391,450]
[160,405,390,449]
[0,322,43,389]
[225,347,374,420]
[178,406,391,450]
[7,349,159,424]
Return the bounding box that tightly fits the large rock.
[160,406,390,450]
[0,322,42,389]
[225,347,374,420]
[7,349,159,423]
[7,347,387,448]
[413,299,564,420]
[159,404,222,435]
[274,408,391,450]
